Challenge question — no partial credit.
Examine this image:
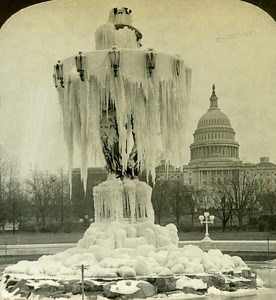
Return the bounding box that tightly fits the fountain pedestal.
[94,175,154,223]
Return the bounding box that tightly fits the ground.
[1,230,276,245]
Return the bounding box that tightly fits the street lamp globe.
[209,215,215,222]
[204,211,210,218]
[199,215,204,222]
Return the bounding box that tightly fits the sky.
[0,0,275,175]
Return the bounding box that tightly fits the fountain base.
[1,267,258,299]
[1,221,260,298]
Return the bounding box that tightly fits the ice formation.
[4,222,248,279]
[94,175,154,223]
[95,8,140,50]
[54,8,191,188]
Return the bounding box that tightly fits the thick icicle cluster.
[95,22,139,50]
[4,222,247,279]
[93,175,154,223]
[56,49,191,186]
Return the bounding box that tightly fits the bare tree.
[167,180,192,229]
[183,188,197,227]
[212,193,233,232]
[259,191,276,217]
[50,168,70,227]
[214,170,266,228]
[151,179,170,224]
[258,191,276,230]
[0,148,8,229]
[5,159,22,234]
[25,169,53,230]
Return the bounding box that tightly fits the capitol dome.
[197,109,231,128]
[190,84,239,165]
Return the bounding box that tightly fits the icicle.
[185,67,192,100]
[87,76,105,166]
[114,28,138,49]
[68,142,73,198]
[123,179,136,223]
[135,180,154,222]
[109,71,128,173]
[95,23,116,50]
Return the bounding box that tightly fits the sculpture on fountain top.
[96,7,142,50]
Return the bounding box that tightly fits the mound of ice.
[4,222,247,279]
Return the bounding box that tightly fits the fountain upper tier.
[54,7,191,192]
[95,7,143,50]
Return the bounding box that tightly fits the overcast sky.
[0,0,275,175]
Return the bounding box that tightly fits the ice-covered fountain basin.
[4,222,247,279]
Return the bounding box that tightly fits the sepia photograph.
[0,0,276,299]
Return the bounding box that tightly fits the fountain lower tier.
[2,179,257,299]
[4,222,248,279]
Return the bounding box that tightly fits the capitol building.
[180,84,276,192]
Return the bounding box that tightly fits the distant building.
[182,84,276,193]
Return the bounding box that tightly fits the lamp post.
[199,212,215,241]
[145,48,157,77]
[109,46,120,77]
[53,60,64,88]
[79,215,94,230]
[75,51,86,81]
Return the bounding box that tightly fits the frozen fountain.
[54,7,191,226]
[1,8,259,299]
